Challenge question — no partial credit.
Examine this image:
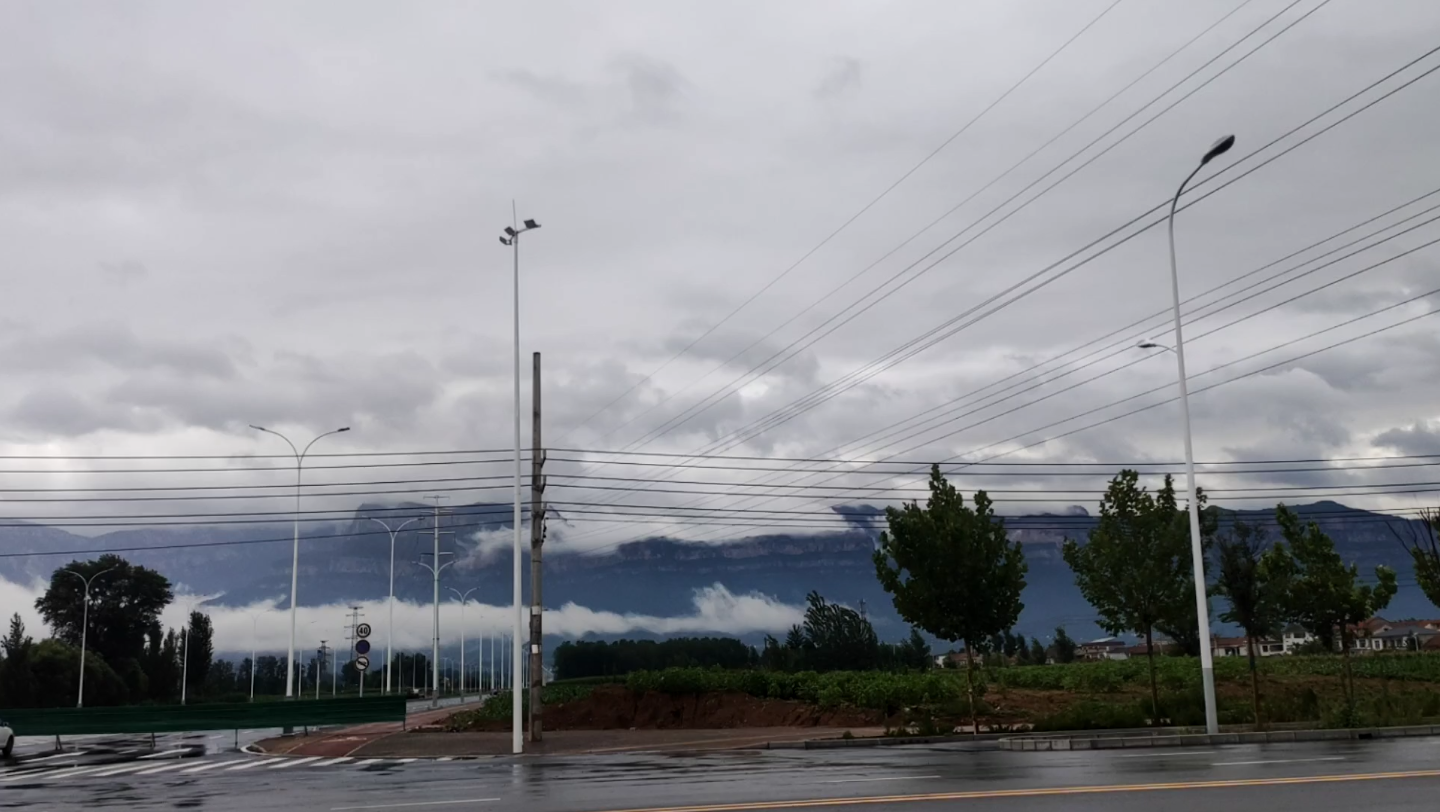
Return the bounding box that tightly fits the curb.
[997,724,1440,751]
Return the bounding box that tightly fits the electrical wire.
[556,0,1128,443]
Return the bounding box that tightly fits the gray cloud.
[815,57,863,100]
[0,0,1437,545]
[1374,421,1440,456]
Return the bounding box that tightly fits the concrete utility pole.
[417,496,454,708]
[528,350,546,742]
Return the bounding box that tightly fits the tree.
[0,613,35,708]
[1213,519,1286,727]
[797,592,879,672]
[874,465,1027,734]
[1063,471,1205,722]
[1266,505,1397,709]
[34,555,173,687]
[1052,627,1077,664]
[1028,637,1047,665]
[184,612,214,696]
[1390,508,1440,611]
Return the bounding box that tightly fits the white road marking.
[354,759,383,766]
[41,765,127,781]
[90,763,156,778]
[393,758,417,763]
[224,757,283,771]
[139,749,191,760]
[1117,750,1213,758]
[269,756,323,769]
[331,799,500,811]
[436,757,453,762]
[180,761,232,774]
[1213,756,1347,766]
[820,775,941,784]
[312,757,355,767]
[22,753,75,764]
[133,761,192,776]
[1,768,69,783]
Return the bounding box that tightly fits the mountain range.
[2,500,1434,646]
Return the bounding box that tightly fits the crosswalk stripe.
[133,761,192,776]
[40,765,116,781]
[139,749,191,760]
[225,758,282,771]
[90,763,155,778]
[180,761,232,774]
[438,757,453,762]
[1,768,68,783]
[269,756,322,769]
[311,757,354,767]
[354,759,382,766]
[394,758,417,763]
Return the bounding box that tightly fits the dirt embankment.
[450,686,887,731]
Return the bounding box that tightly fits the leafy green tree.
[874,465,1027,733]
[1213,519,1286,727]
[1052,627,1077,664]
[28,639,127,707]
[1392,508,1440,611]
[1063,470,1205,722]
[34,555,172,692]
[798,592,879,672]
[0,613,36,708]
[1028,637,1047,666]
[1266,505,1397,708]
[184,612,214,696]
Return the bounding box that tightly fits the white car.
[0,719,12,758]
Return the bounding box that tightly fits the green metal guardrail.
[0,695,406,737]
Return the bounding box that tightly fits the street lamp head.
[504,226,517,237]
[249,424,266,431]
[522,219,539,230]
[499,236,511,246]
[336,427,351,433]
[1137,341,1160,349]
[1201,134,1236,165]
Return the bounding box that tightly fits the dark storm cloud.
[1374,422,1440,457]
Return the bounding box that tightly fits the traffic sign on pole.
[355,655,371,672]
[355,623,372,639]
[355,639,371,656]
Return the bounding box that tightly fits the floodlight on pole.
[498,211,541,755]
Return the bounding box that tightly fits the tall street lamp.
[447,587,479,698]
[60,565,118,708]
[250,424,352,699]
[180,596,212,706]
[1165,133,1235,736]
[499,214,540,754]
[245,610,265,702]
[369,516,421,694]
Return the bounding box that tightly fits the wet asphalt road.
[2,737,1438,811]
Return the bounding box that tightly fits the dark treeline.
[554,637,755,680]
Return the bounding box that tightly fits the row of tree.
[870,465,1432,729]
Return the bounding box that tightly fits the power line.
[556,0,1128,443]
[570,43,1440,539]
[619,0,1328,457]
[577,0,1252,449]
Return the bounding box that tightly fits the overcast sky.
[2,0,1440,556]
